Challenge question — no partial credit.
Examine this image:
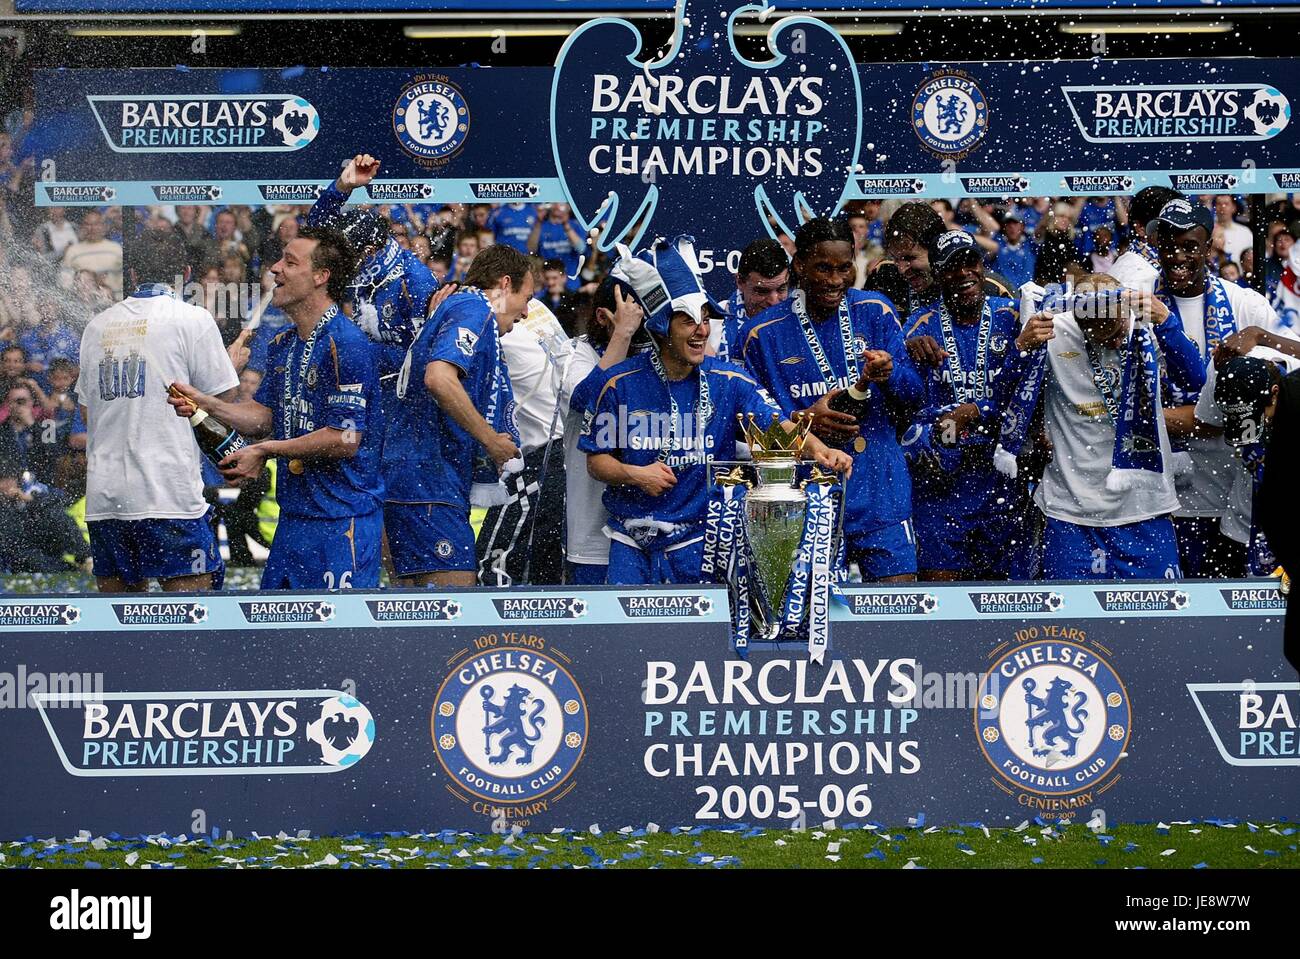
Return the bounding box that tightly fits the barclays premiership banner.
[0,581,1294,838]
[33,0,1300,297]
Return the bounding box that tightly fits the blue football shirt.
[253,308,383,520]
[491,204,538,253]
[578,354,780,547]
[384,290,501,509]
[739,288,922,537]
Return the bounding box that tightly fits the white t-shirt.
[1194,345,1298,545]
[559,337,611,565]
[1034,312,1181,527]
[1221,221,1254,264]
[39,220,79,260]
[1170,280,1277,517]
[77,290,239,521]
[500,324,564,455]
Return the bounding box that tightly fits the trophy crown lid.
[738,411,810,461]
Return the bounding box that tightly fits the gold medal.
[853,436,866,454]
[288,459,305,475]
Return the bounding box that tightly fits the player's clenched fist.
[1016,312,1056,352]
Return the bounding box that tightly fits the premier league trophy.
[704,413,842,661]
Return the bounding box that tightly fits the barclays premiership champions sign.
[0,582,1295,837]
[550,0,860,261]
[33,1,1300,294]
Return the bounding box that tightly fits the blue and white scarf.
[702,480,755,657]
[1242,442,1278,577]
[1162,275,1236,406]
[1094,317,1166,491]
[469,289,523,507]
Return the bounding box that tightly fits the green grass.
[6,821,1296,869]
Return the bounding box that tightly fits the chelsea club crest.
[432,646,588,806]
[975,638,1130,803]
[912,70,989,159]
[392,76,471,166]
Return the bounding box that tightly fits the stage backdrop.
[32,0,1300,296]
[0,581,1294,838]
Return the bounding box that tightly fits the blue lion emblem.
[1023,676,1089,757]
[419,98,451,141]
[480,683,546,765]
[936,94,968,133]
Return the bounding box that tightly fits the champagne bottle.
[826,374,871,453]
[168,384,246,465]
[827,374,871,420]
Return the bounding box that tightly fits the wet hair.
[128,232,188,285]
[793,217,855,259]
[737,238,789,280]
[464,243,531,293]
[883,202,945,251]
[296,226,358,303]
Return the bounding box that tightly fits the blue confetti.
[1031,857,1044,864]
[863,849,886,860]
[280,66,306,80]
[1193,862,1208,869]
[84,861,101,869]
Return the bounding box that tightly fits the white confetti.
[827,842,841,853]
[1161,849,1177,857]
[125,852,138,866]
[825,855,840,862]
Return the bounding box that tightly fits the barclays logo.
[1171,173,1242,192]
[1220,586,1286,611]
[151,184,222,203]
[961,174,1031,195]
[258,182,325,202]
[112,602,207,626]
[367,181,436,202]
[43,185,115,204]
[87,94,320,153]
[846,592,938,616]
[618,594,714,618]
[32,689,375,777]
[856,176,927,196]
[1094,589,1189,613]
[239,600,335,624]
[0,603,81,627]
[1276,173,1300,191]
[366,598,462,622]
[492,597,588,620]
[1061,83,1290,143]
[1061,175,1135,194]
[970,591,1063,615]
[1187,682,1299,766]
[471,181,541,200]
[552,0,860,263]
